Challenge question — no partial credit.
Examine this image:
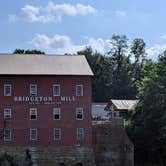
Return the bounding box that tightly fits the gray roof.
[110,100,139,110]
[0,54,93,75]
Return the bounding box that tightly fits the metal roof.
[0,54,93,75]
[110,100,139,110]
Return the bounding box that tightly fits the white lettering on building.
[61,96,75,102]
[14,96,75,104]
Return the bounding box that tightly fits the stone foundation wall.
[92,120,134,166]
[0,146,95,166]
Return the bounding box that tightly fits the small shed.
[105,99,139,119]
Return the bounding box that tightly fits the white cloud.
[8,14,18,23]
[161,34,166,39]
[146,43,166,60]
[114,10,127,17]
[22,2,97,23]
[31,34,84,54]
[87,38,111,54]
[31,34,109,54]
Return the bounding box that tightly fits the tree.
[13,49,45,54]
[127,51,166,165]
[130,38,147,97]
[137,59,157,97]
[131,38,146,82]
[108,35,134,99]
[108,34,128,80]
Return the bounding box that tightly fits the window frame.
[54,128,61,140]
[77,128,84,140]
[53,84,60,96]
[76,85,83,96]
[4,108,12,120]
[30,84,37,96]
[30,108,37,120]
[30,128,38,140]
[4,84,12,96]
[4,129,12,141]
[53,108,61,120]
[76,107,83,120]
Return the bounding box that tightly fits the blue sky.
[1,0,166,59]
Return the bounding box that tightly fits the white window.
[76,85,83,96]
[53,84,60,96]
[4,129,11,141]
[30,84,37,96]
[76,107,83,120]
[4,84,12,96]
[4,108,11,120]
[54,128,61,140]
[77,128,84,140]
[30,108,37,120]
[30,128,38,140]
[53,108,60,120]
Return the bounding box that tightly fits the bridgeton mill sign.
[14,96,75,104]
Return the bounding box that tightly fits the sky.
[1,0,166,60]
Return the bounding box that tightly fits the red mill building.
[0,54,95,166]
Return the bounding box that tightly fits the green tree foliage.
[108,35,135,99]
[130,38,146,81]
[108,34,128,80]
[78,35,145,101]
[127,52,166,165]
[13,49,45,54]
[130,38,146,96]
